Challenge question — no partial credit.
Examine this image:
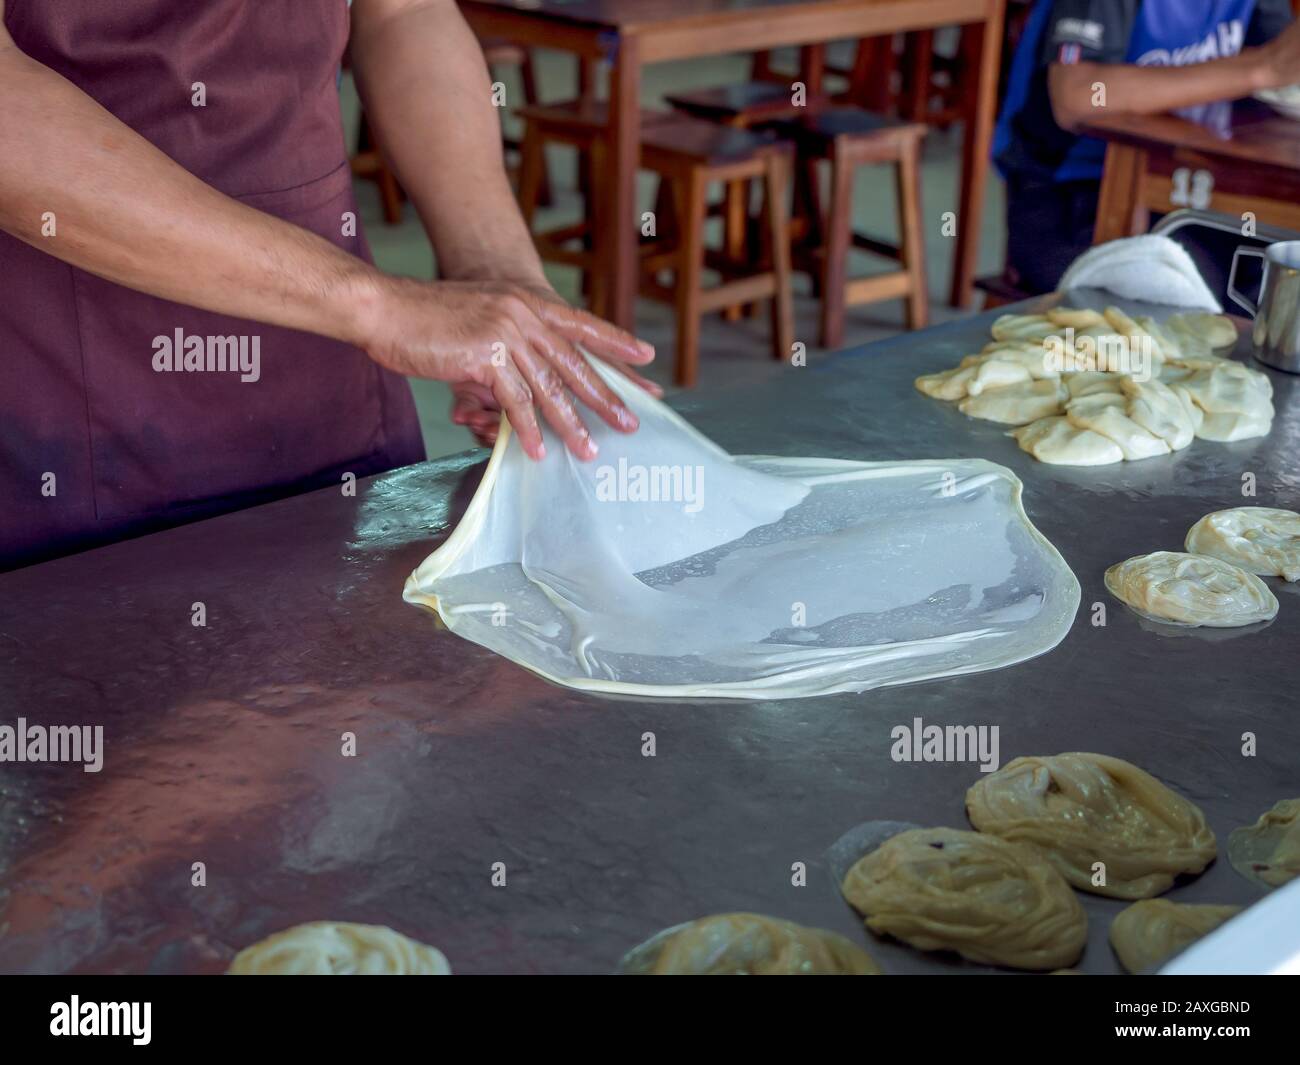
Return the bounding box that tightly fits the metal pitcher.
[1229,240,1300,374]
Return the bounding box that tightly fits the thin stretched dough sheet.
[403,362,1080,699]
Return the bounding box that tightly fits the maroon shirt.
[0,0,425,570]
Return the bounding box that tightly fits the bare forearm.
[349,0,545,285]
[0,43,381,346]
[1049,50,1273,130]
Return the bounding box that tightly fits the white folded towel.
[1058,235,1222,312]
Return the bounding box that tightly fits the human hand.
[1256,20,1300,90]
[361,276,657,460]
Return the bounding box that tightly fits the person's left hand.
[447,281,664,450]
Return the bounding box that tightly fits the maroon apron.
[0,0,425,570]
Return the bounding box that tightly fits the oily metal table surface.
[2,291,1298,975]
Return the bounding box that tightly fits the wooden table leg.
[949,0,1005,309]
[1094,142,1148,243]
[602,34,642,330]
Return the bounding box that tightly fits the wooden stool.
[514,104,795,388]
[665,81,827,320]
[777,107,928,349]
[639,119,795,387]
[514,101,677,311]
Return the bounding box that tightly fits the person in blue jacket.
[995,0,1300,293]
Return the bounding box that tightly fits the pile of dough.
[965,753,1217,898]
[1104,551,1279,627]
[227,922,451,975]
[1228,798,1300,888]
[840,827,1087,970]
[1109,900,1241,973]
[621,912,881,975]
[914,306,1272,466]
[1186,507,1300,583]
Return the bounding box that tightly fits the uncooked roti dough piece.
[1186,507,1300,582]
[1109,900,1241,973]
[228,922,451,974]
[405,360,1079,699]
[1228,798,1300,888]
[965,753,1217,898]
[1163,361,1274,442]
[1167,311,1238,351]
[840,827,1087,970]
[1104,551,1279,627]
[959,378,1067,424]
[1064,392,1170,460]
[621,913,882,975]
[1012,416,1124,466]
[1121,376,1197,451]
[991,313,1058,343]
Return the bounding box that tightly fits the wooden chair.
[776,108,929,349]
[664,77,829,321]
[515,104,795,387]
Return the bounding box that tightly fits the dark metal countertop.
[2,292,1297,975]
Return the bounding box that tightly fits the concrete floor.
[342,42,1007,458]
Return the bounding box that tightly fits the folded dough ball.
[1109,900,1241,973]
[1102,306,1169,366]
[1047,307,1108,330]
[1166,311,1238,351]
[620,913,881,975]
[991,313,1058,343]
[1104,551,1279,627]
[1163,362,1274,442]
[916,363,980,401]
[1064,392,1170,461]
[1121,376,1198,451]
[227,921,451,975]
[965,753,1217,899]
[959,379,1067,425]
[1013,416,1124,466]
[1228,798,1300,888]
[1065,371,1126,398]
[1186,507,1300,582]
[840,827,1087,970]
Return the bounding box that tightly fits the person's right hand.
[359,276,656,461]
[1257,20,1300,90]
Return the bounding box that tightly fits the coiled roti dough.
[840,827,1086,970]
[966,753,1217,898]
[620,912,882,975]
[1109,900,1241,973]
[1229,798,1300,888]
[227,922,451,975]
[1104,551,1279,627]
[1186,507,1300,583]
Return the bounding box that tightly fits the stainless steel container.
[1229,239,1300,374]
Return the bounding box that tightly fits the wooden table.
[1086,100,1300,243]
[461,0,1007,326]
